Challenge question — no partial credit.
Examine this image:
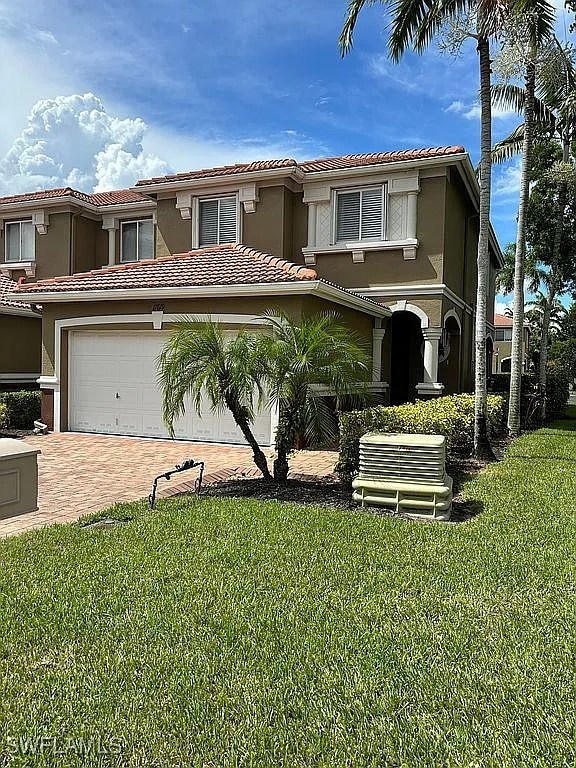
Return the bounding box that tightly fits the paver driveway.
[0,433,337,538]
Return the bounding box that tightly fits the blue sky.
[0,0,574,308]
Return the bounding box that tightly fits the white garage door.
[69,331,272,445]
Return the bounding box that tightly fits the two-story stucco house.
[492,313,531,374]
[4,146,502,444]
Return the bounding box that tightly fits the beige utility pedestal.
[0,439,40,519]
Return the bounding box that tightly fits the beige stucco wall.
[74,215,108,273]
[156,198,192,258]
[306,176,446,290]
[40,293,379,429]
[155,184,303,261]
[0,212,72,282]
[0,314,42,375]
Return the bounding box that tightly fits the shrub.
[490,367,569,424]
[0,403,6,431]
[545,363,570,419]
[336,393,506,483]
[0,391,42,430]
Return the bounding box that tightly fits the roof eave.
[302,152,469,182]
[0,196,155,216]
[133,166,306,194]
[9,281,389,318]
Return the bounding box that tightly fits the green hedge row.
[490,367,569,423]
[336,393,506,483]
[0,391,42,430]
[0,403,6,431]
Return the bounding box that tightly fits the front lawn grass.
[0,414,575,767]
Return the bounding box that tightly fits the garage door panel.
[69,331,271,445]
[116,357,149,383]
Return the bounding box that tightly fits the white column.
[102,216,119,266]
[416,327,444,397]
[372,328,386,382]
[406,191,418,239]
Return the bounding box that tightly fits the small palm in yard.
[157,319,272,480]
[258,311,371,482]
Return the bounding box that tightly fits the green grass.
[1,415,575,767]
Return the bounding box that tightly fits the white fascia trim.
[303,154,468,183]
[10,281,390,318]
[0,305,40,318]
[302,239,418,256]
[314,282,390,317]
[0,373,40,383]
[355,283,474,315]
[133,166,306,195]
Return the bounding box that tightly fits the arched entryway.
[500,356,511,373]
[438,313,462,394]
[389,311,424,404]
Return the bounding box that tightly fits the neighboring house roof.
[0,275,33,310]
[134,146,465,186]
[9,244,390,318]
[0,187,150,208]
[494,313,513,327]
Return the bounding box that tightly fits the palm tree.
[496,242,543,295]
[492,38,576,417]
[340,0,522,456]
[256,312,371,482]
[490,10,555,436]
[157,320,272,480]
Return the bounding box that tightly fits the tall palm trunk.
[474,35,495,457]
[224,394,272,481]
[538,138,570,419]
[508,49,536,436]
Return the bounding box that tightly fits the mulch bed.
[197,442,511,524]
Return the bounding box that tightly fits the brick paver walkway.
[0,433,337,538]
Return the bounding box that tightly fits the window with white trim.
[495,328,513,342]
[120,219,154,262]
[334,185,386,243]
[5,220,35,262]
[198,195,238,246]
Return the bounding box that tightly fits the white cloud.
[495,300,512,316]
[494,158,523,197]
[445,100,516,121]
[0,92,331,195]
[0,94,169,193]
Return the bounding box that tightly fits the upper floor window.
[5,220,35,262]
[121,219,154,263]
[495,328,513,342]
[198,195,238,246]
[335,185,386,243]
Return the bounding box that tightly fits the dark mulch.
[197,443,507,524]
[0,429,36,439]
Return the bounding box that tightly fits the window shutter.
[218,196,237,242]
[138,220,154,260]
[199,200,219,246]
[360,188,383,240]
[336,191,360,241]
